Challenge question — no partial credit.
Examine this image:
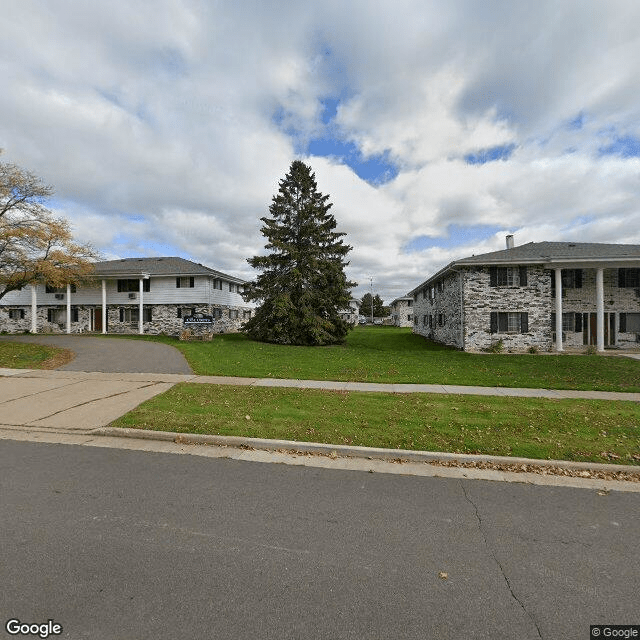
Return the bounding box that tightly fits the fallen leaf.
[438,571,448,580]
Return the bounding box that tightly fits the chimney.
[506,234,514,249]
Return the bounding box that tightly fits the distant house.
[0,257,254,336]
[408,236,640,352]
[339,298,361,325]
[389,296,414,327]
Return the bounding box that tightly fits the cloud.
[1,0,640,304]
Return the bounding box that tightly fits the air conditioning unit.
[54,293,64,300]
[128,293,137,300]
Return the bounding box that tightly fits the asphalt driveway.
[0,334,192,374]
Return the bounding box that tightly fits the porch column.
[30,285,37,333]
[139,277,144,335]
[554,268,563,352]
[66,284,71,334]
[101,279,107,334]
[596,268,604,352]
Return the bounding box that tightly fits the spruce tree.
[243,160,356,345]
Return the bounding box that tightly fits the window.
[550,269,583,292]
[243,310,252,319]
[213,279,223,290]
[177,307,196,318]
[550,312,582,333]
[213,308,222,319]
[45,284,75,293]
[118,279,150,292]
[229,283,237,293]
[438,313,444,327]
[490,266,528,287]
[119,307,152,323]
[407,314,412,321]
[422,315,427,326]
[8,309,25,320]
[490,312,529,334]
[620,313,640,332]
[229,309,239,319]
[47,309,64,324]
[71,308,79,323]
[618,268,640,288]
[176,277,195,288]
[407,300,413,307]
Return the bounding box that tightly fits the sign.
[183,315,213,325]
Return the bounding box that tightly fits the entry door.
[585,313,614,346]
[94,308,102,333]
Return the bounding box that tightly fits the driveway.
[0,334,192,374]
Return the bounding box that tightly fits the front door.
[93,308,102,333]
[584,313,615,346]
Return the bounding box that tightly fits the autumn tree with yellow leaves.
[0,152,98,300]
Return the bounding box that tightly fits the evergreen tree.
[360,292,387,318]
[243,160,356,345]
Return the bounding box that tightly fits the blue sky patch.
[403,224,502,253]
[464,143,516,165]
[598,135,640,158]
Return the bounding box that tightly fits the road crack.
[460,481,543,640]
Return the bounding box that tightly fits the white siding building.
[0,257,254,336]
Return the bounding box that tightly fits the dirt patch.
[40,348,75,369]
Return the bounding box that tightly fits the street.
[1,439,638,640]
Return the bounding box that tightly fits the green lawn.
[137,326,640,392]
[0,341,70,369]
[111,383,640,465]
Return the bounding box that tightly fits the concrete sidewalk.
[1,367,640,434]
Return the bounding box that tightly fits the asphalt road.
[1,440,638,640]
[0,335,192,374]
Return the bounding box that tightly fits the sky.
[2,0,640,304]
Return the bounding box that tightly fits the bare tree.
[0,152,99,300]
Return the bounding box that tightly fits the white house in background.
[389,296,414,327]
[339,298,361,324]
[409,236,640,352]
[0,257,254,336]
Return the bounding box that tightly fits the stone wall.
[463,266,552,352]
[412,271,464,348]
[390,300,414,327]
[0,304,251,336]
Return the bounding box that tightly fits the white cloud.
[2,0,640,305]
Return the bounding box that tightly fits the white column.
[139,277,144,335]
[101,279,107,334]
[554,268,563,352]
[30,285,37,333]
[596,268,604,352]
[66,284,71,334]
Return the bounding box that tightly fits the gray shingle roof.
[457,241,640,265]
[408,241,640,295]
[92,257,246,283]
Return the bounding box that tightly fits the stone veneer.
[412,265,640,352]
[0,304,250,335]
[390,299,414,327]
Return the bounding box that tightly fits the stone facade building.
[0,257,254,336]
[389,296,414,327]
[409,238,640,352]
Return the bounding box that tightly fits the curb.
[96,427,640,475]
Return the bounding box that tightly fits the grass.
[126,326,640,392]
[110,383,640,465]
[0,341,73,369]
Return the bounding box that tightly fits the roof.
[408,241,640,295]
[390,296,413,306]
[91,257,247,283]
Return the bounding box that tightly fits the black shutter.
[490,311,498,333]
[20,309,25,320]
[519,266,528,286]
[574,313,582,333]
[550,312,556,328]
[190,277,194,288]
[489,267,497,287]
[119,308,124,322]
[117,280,123,293]
[144,279,150,292]
[575,269,582,288]
[618,269,626,288]
[176,277,181,288]
[619,313,627,333]
[520,313,528,333]
[177,308,181,318]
